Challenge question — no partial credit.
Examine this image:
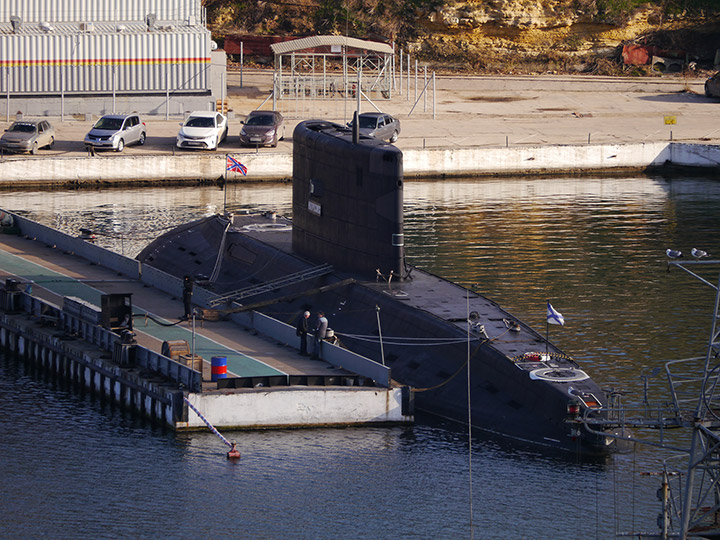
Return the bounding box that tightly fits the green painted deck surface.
[0,247,285,379]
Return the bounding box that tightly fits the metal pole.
[399,49,403,95]
[406,55,410,101]
[356,59,361,115]
[112,65,117,114]
[375,305,385,366]
[61,68,65,122]
[191,310,197,377]
[6,66,10,122]
[165,64,170,120]
[423,65,427,112]
[272,73,277,111]
[432,71,436,120]
[414,58,418,105]
[240,42,244,88]
[221,71,225,114]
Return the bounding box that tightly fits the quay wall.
[0,309,185,428]
[184,386,406,429]
[0,142,718,185]
[1,287,408,431]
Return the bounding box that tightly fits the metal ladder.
[208,263,334,307]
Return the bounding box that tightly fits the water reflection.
[2,174,720,538]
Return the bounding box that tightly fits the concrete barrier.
[248,310,392,387]
[403,142,672,177]
[0,152,293,184]
[11,214,141,278]
[669,143,720,168]
[186,385,407,429]
[2,142,718,185]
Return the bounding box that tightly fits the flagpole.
[224,154,228,215]
[545,300,549,354]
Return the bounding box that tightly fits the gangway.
[208,263,334,307]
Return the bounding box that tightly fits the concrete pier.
[1,73,719,186]
[0,141,718,185]
[0,211,413,430]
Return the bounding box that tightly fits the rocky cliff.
[205,0,720,74]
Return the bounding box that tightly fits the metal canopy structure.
[270,35,394,103]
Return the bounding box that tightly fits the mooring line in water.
[183,396,232,448]
[466,289,474,540]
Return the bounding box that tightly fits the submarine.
[137,119,609,453]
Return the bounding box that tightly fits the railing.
[18,290,201,391]
[5,209,391,388]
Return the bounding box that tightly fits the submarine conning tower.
[292,120,405,279]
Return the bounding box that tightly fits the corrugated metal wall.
[0,0,203,24]
[0,30,211,93]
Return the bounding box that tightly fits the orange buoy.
[227,441,240,459]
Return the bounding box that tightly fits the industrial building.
[0,0,226,119]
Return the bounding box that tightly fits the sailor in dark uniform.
[296,310,310,356]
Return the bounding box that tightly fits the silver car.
[348,112,401,143]
[705,72,720,98]
[0,119,55,154]
[84,114,146,152]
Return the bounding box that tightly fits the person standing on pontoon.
[311,311,328,360]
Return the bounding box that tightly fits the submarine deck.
[233,212,562,365]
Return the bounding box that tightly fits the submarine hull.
[136,120,608,453]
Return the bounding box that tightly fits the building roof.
[0,20,205,36]
[270,35,393,56]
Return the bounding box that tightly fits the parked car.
[705,72,720,98]
[84,114,146,152]
[176,111,228,151]
[239,110,284,147]
[0,119,55,154]
[347,112,401,143]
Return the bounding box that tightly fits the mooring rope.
[183,396,232,448]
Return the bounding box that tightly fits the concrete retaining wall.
[1,141,717,185]
[186,385,407,429]
[0,152,293,184]
[403,142,672,177]
[669,143,720,168]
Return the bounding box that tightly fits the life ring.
[529,367,589,382]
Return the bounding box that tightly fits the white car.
[176,111,228,150]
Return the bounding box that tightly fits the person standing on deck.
[296,310,310,356]
[311,311,328,360]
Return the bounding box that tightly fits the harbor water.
[2,174,720,539]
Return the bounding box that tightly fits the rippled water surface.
[2,174,720,539]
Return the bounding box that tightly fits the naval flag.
[226,155,248,175]
[547,302,565,326]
